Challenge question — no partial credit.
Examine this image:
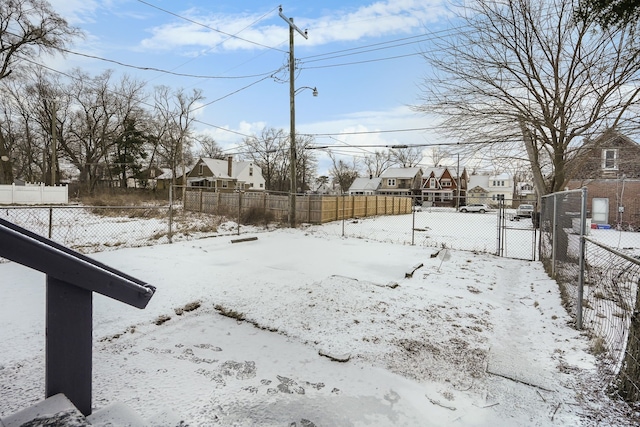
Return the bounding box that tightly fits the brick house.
[420,167,469,207]
[567,130,640,229]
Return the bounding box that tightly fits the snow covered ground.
[0,212,637,426]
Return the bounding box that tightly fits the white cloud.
[48,0,100,25]
[138,0,449,53]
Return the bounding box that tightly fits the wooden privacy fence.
[184,190,412,224]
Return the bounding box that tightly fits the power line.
[60,48,281,80]
[305,127,435,137]
[15,55,255,139]
[136,0,286,53]
[301,52,422,70]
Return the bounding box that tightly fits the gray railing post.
[0,217,155,418]
[46,276,93,415]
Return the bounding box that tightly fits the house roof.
[379,167,422,179]
[589,129,639,147]
[468,174,490,189]
[489,172,511,180]
[349,177,382,192]
[156,166,192,180]
[423,166,465,178]
[422,167,446,178]
[198,158,259,180]
[200,158,233,179]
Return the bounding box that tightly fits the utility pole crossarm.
[279,7,308,39]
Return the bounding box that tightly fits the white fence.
[0,183,68,205]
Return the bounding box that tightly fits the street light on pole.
[279,6,309,228]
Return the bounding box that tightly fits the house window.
[387,179,396,187]
[602,149,618,170]
[198,164,204,175]
[442,180,451,187]
[249,183,254,188]
[222,181,228,188]
[249,167,253,177]
[260,183,264,188]
[429,178,436,188]
[443,192,452,200]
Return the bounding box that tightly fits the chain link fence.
[540,189,640,402]
[307,195,538,260]
[0,204,244,255]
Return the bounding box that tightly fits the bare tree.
[363,150,393,177]
[329,152,359,193]
[0,0,81,80]
[62,69,121,193]
[429,147,451,167]
[390,146,423,167]
[242,127,289,192]
[414,0,640,198]
[153,86,203,196]
[295,134,318,193]
[0,0,80,184]
[196,135,224,159]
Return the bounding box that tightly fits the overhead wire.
[136,0,286,53]
[6,2,579,149]
[59,48,282,80]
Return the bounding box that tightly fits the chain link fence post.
[577,187,587,329]
[552,194,557,277]
[238,191,242,236]
[168,185,173,243]
[48,207,53,239]
[341,194,346,238]
[411,197,416,246]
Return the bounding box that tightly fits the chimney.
[227,156,233,177]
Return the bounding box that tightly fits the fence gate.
[495,197,538,261]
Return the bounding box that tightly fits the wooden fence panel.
[184,190,411,224]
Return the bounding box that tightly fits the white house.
[348,176,383,195]
[468,173,515,206]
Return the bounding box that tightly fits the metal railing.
[0,218,155,415]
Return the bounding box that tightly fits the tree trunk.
[0,127,15,184]
[519,118,546,205]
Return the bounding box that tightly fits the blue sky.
[46,0,454,174]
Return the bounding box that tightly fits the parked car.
[516,204,534,218]
[459,204,490,213]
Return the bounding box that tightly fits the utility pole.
[279,6,308,228]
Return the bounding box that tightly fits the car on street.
[516,204,534,218]
[459,204,490,213]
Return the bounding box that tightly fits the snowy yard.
[0,213,637,426]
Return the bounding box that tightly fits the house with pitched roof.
[348,176,383,195]
[377,167,423,197]
[420,167,468,207]
[186,157,265,191]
